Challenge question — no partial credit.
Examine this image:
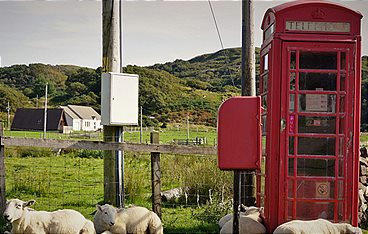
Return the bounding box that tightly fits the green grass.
[3,147,231,233]
[4,125,217,145]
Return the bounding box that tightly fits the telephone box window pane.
[296,180,334,199]
[290,94,295,112]
[339,137,344,157]
[298,116,336,134]
[263,74,268,92]
[339,96,345,113]
[290,72,296,90]
[297,158,335,176]
[340,73,346,91]
[296,202,334,220]
[262,95,267,110]
[298,137,335,156]
[289,158,294,176]
[289,137,295,155]
[339,116,345,134]
[340,52,346,70]
[288,180,294,197]
[262,115,267,136]
[288,201,294,219]
[298,94,336,113]
[299,73,336,91]
[262,136,266,156]
[264,54,269,71]
[338,181,344,199]
[300,51,337,70]
[290,51,296,70]
[338,202,343,220]
[338,159,344,177]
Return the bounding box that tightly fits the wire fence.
[2,139,233,232]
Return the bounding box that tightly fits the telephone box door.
[280,42,356,223]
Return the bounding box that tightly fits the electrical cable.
[207,0,235,87]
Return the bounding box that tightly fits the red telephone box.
[258,0,362,231]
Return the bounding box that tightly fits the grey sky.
[0,0,367,68]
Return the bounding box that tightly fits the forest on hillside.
[0,48,367,129]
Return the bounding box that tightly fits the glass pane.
[289,115,295,134]
[262,135,266,156]
[298,116,336,134]
[340,52,346,70]
[289,158,294,175]
[296,180,334,199]
[297,158,335,176]
[290,51,296,69]
[262,115,267,136]
[339,137,344,157]
[262,95,267,110]
[298,94,336,113]
[300,51,337,70]
[290,72,296,90]
[339,159,344,177]
[288,180,294,197]
[298,137,335,156]
[340,73,346,91]
[289,137,295,155]
[339,96,345,113]
[290,94,295,112]
[299,72,336,91]
[338,202,343,220]
[262,74,268,92]
[339,116,345,134]
[264,54,269,71]
[296,201,334,220]
[338,181,344,199]
[288,201,294,219]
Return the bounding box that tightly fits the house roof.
[63,105,101,120]
[60,105,80,120]
[11,108,65,131]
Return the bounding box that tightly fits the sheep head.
[3,199,35,223]
[96,204,117,226]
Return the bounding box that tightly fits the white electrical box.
[101,72,139,126]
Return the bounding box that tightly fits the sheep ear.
[24,200,35,207]
[96,205,102,211]
[259,207,265,218]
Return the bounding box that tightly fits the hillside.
[0,50,367,128]
[150,47,260,93]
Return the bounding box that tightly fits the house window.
[85,122,90,127]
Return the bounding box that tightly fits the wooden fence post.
[150,131,162,218]
[0,122,6,214]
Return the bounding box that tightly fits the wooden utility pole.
[241,0,256,207]
[0,122,6,215]
[43,83,48,139]
[102,0,124,207]
[233,1,256,234]
[140,106,143,144]
[6,101,10,130]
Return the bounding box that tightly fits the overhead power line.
[207,0,235,87]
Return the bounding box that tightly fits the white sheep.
[93,204,163,234]
[218,204,250,228]
[3,199,96,234]
[219,206,266,234]
[273,219,362,234]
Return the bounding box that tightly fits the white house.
[61,105,102,132]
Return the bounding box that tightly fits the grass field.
[2,145,231,233]
[4,124,218,145]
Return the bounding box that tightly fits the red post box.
[258,0,362,231]
[217,96,262,170]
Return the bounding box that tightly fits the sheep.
[219,204,249,228]
[3,199,96,234]
[273,219,362,234]
[93,204,163,234]
[219,206,266,234]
